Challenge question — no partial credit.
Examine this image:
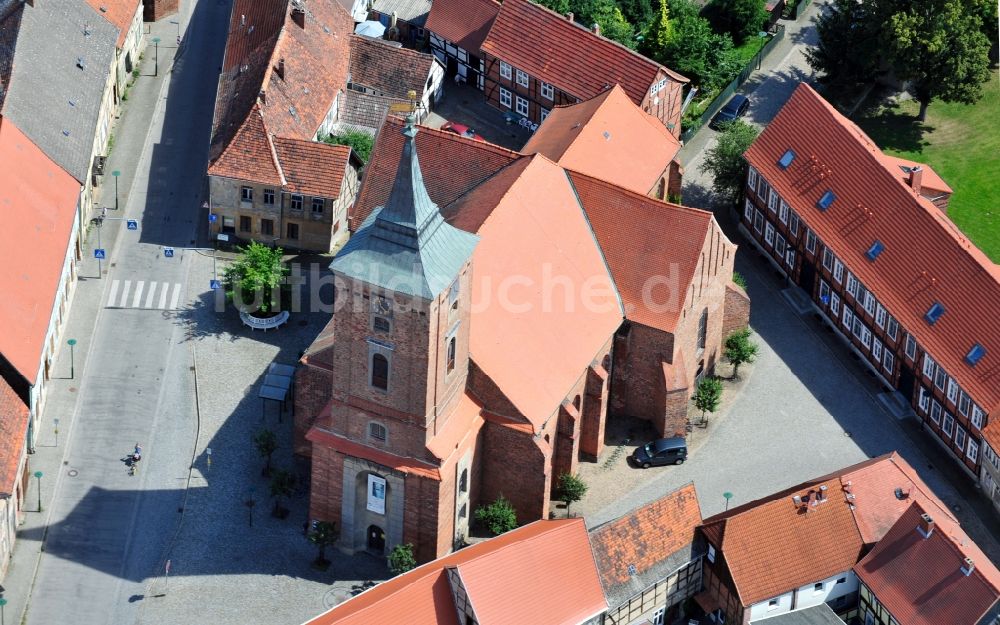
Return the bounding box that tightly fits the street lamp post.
[67,338,77,379]
[152,37,161,77]
[245,489,256,528]
[756,31,768,70]
[723,491,734,511]
[0,596,7,625]
[112,170,120,211]
[34,471,43,512]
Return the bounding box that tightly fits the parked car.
[709,94,750,130]
[632,437,688,468]
[441,121,486,141]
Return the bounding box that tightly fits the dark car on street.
[709,94,750,130]
[632,437,688,468]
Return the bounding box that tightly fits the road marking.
[158,284,169,310]
[132,281,144,308]
[107,280,121,307]
[144,281,157,308]
[169,283,182,310]
[119,280,132,308]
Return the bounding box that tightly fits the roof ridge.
[262,111,287,186]
[588,482,699,532]
[566,169,711,219]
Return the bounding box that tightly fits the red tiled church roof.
[481,0,687,106]
[424,0,500,54]
[745,84,1000,413]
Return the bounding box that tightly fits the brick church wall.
[144,0,178,21]
[722,281,751,338]
[610,322,675,423]
[403,474,442,563]
[309,445,345,531]
[480,420,549,524]
[294,363,334,457]
[579,363,609,461]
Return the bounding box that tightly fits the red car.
[441,121,486,142]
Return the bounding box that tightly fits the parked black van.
[632,437,688,468]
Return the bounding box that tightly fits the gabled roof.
[0,117,82,384]
[85,0,139,48]
[0,1,117,182]
[424,0,500,53]
[331,119,479,300]
[855,502,1000,625]
[589,483,703,608]
[745,84,1000,413]
[273,137,353,198]
[569,171,716,334]
[699,453,962,607]
[207,104,284,185]
[348,35,437,99]
[0,374,28,493]
[523,85,681,196]
[480,0,687,106]
[302,519,606,625]
[351,116,519,230]
[878,154,952,198]
[365,0,431,25]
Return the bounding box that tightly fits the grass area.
[852,71,1000,261]
[733,36,766,66]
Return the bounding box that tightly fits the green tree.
[883,0,991,120]
[253,429,278,477]
[223,241,287,314]
[388,543,417,575]
[619,0,655,27]
[703,0,768,45]
[556,473,588,515]
[805,0,885,96]
[322,130,374,162]
[639,0,672,60]
[732,271,747,290]
[579,0,636,48]
[308,521,338,567]
[692,376,723,423]
[700,119,760,204]
[269,469,296,518]
[659,10,741,90]
[724,328,759,379]
[474,495,518,536]
[534,0,571,14]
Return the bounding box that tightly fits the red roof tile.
[523,85,681,196]
[424,0,500,53]
[982,420,1000,455]
[569,171,718,333]
[207,105,284,184]
[351,117,519,229]
[481,0,687,107]
[348,35,437,99]
[855,502,1000,625]
[272,137,352,198]
[86,0,140,47]
[0,117,81,384]
[304,519,605,625]
[745,84,1000,413]
[878,154,952,197]
[0,375,28,493]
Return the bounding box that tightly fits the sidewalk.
[2,16,187,624]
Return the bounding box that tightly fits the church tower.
[310,116,478,560]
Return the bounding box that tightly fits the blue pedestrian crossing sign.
[208,214,217,223]
[94,248,106,259]
[210,279,221,290]
[127,219,138,230]
[164,247,175,258]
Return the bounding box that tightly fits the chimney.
[819,485,828,501]
[276,58,285,80]
[592,22,601,36]
[292,4,306,29]
[565,11,574,21]
[908,165,923,195]
[259,89,266,104]
[962,557,976,576]
[917,513,934,539]
[792,495,803,508]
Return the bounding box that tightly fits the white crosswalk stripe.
[105,280,185,310]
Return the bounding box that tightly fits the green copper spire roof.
[331,117,479,300]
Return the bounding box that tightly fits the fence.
[679,24,786,144]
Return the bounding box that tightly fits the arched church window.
[372,353,389,390]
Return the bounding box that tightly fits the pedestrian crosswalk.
[106,279,184,310]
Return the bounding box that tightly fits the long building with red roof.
[741,83,1000,479]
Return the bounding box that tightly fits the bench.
[239,310,290,331]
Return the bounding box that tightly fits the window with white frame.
[886,316,898,340]
[905,335,916,360]
[883,351,895,375]
[241,186,253,202]
[852,317,864,340]
[861,326,872,349]
[875,304,887,329]
[768,599,779,611]
[846,273,858,298]
[779,200,789,224]
[806,229,817,253]
[768,188,779,213]
[946,378,959,404]
[831,292,841,316]
[918,387,929,412]
[955,425,967,451]
[872,338,883,363]
[500,86,512,108]
[748,167,758,190]
[833,259,844,284]
[499,61,512,79]
[820,281,831,305]
[786,249,796,268]
[923,354,936,379]
[764,222,775,246]
[540,107,550,122]
[745,199,754,221]
[972,404,984,430]
[757,177,769,198]
[540,81,554,100]
[967,438,979,463]
[934,366,946,391]
[775,234,786,258]
[943,412,955,436]
[864,291,876,316]
[931,399,942,424]
[515,95,529,116]
[707,544,716,563]
[790,212,800,236]
[822,248,834,271]
[842,307,854,330]
[754,210,764,233]
[856,285,867,308]
[959,392,971,417]
[515,68,529,87]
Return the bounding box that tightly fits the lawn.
[853,71,1000,261]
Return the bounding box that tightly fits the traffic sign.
[163,247,175,258]
[127,219,138,230]
[94,249,106,259]
[210,279,221,290]
[217,233,229,242]
[208,213,217,223]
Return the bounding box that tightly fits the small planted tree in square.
[223,241,287,316]
[474,495,518,536]
[269,469,296,519]
[724,328,759,379]
[557,473,588,516]
[388,543,417,576]
[253,429,278,477]
[692,376,723,424]
[308,521,338,569]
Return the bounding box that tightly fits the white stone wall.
[748,571,857,622]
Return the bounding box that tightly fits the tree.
[269,469,296,518]
[805,0,885,96]
[639,0,672,60]
[883,0,991,120]
[724,328,759,379]
[700,120,760,204]
[579,0,636,48]
[223,241,287,314]
[388,543,417,575]
[308,521,338,567]
[732,271,747,290]
[703,0,768,45]
[253,429,278,477]
[474,495,518,536]
[692,376,723,423]
[619,0,655,27]
[534,0,571,14]
[556,473,588,515]
[322,130,374,162]
[658,9,741,91]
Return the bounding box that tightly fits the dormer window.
[817,190,836,211]
[925,302,945,325]
[967,344,986,366]
[778,149,795,169]
[866,240,884,261]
